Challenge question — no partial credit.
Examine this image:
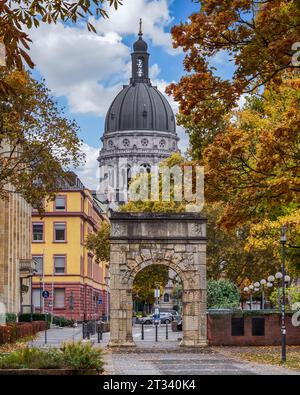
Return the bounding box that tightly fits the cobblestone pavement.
[30,325,299,375]
[104,350,300,376]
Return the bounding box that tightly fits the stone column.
[108,244,135,348]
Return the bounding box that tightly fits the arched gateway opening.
[108,212,208,348]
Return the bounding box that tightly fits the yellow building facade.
[32,175,109,321]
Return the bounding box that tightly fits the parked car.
[159,310,180,321]
[139,312,173,325]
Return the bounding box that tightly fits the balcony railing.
[19,259,37,278]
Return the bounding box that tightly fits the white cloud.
[75,144,100,190]
[27,0,178,116]
[29,23,129,115]
[94,0,177,55]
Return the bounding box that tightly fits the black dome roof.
[133,37,148,52]
[105,83,176,133]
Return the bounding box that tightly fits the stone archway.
[108,212,207,348]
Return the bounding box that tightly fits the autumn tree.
[0,69,84,206]
[167,0,300,155]
[205,203,279,284]
[133,265,170,314]
[0,0,122,71]
[85,221,111,262]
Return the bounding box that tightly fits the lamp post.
[275,272,283,310]
[280,224,287,363]
[260,279,267,309]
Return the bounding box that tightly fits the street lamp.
[243,287,251,310]
[280,224,287,363]
[260,279,267,309]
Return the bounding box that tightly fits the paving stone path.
[31,325,299,375]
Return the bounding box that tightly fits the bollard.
[100,322,103,341]
[44,313,48,345]
[97,325,101,343]
[87,330,90,340]
[166,323,168,340]
[82,323,86,339]
[155,323,158,342]
[141,323,144,340]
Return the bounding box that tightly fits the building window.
[88,255,93,278]
[159,139,166,148]
[32,200,45,211]
[32,289,42,309]
[54,288,65,308]
[54,196,66,211]
[80,221,84,244]
[252,318,265,336]
[231,318,244,336]
[123,138,130,147]
[33,256,43,275]
[54,256,66,274]
[108,140,114,148]
[32,223,44,242]
[54,223,66,242]
[140,163,151,174]
[163,293,170,303]
[141,138,149,147]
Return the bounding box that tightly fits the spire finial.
[139,18,143,37]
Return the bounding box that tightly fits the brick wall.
[208,313,300,346]
[33,283,109,322]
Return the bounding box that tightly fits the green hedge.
[5,313,17,324]
[53,316,75,327]
[18,313,51,324]
[208,309,296,317]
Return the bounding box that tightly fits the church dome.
[105,83,176,133]
[133,37,148,52]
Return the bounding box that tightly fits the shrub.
[207,280,240,309]
[60,342,104,372]
[5,313,17,324]
[0,348,64,369]
[53,316,75,327]
[18,313,51,324]
[0,342,104,372]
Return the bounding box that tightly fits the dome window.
[140,163,151,174]
[141,138,149,147]
[123,139,130,147]
[143,110,147,117]
[111,113,115,120]
[108,140,114,148]
[159,139,166,148]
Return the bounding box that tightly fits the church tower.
[98,20,179,206]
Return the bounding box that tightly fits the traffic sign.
[42,291,50,299]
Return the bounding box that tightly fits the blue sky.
[28,0,234,188]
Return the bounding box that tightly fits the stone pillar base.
[180,339,208,348]
[108,340,136,348]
